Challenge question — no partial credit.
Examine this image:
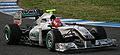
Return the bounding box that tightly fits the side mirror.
[48,24,54,29]
[48,24,52,27]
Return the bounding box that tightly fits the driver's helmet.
[51,18,63,28]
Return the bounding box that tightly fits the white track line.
[0,6,19,8]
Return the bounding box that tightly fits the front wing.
[55,39,117,52]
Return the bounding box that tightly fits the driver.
[51,18,63,28]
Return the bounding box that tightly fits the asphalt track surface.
[0,13,120,55]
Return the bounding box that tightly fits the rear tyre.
[90,26,107,39]
[3,24,21,45]
[46,29,63,51]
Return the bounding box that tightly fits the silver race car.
[3,9,117,52]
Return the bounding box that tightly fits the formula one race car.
[3,9,117,52]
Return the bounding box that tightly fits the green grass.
[18,0,120,22]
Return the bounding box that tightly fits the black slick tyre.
[90,26,107,40]
[46,29,63,51]
[3,24,21,45]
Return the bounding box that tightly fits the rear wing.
[21,9,44,18]
[14,9,44,19]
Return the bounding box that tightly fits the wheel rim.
[4,26,11,42]
[46,35,53,49]
[4,30,9,41]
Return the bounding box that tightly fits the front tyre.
[3,24,21,45]
[46,29,63,51]
[90,26,107,39]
